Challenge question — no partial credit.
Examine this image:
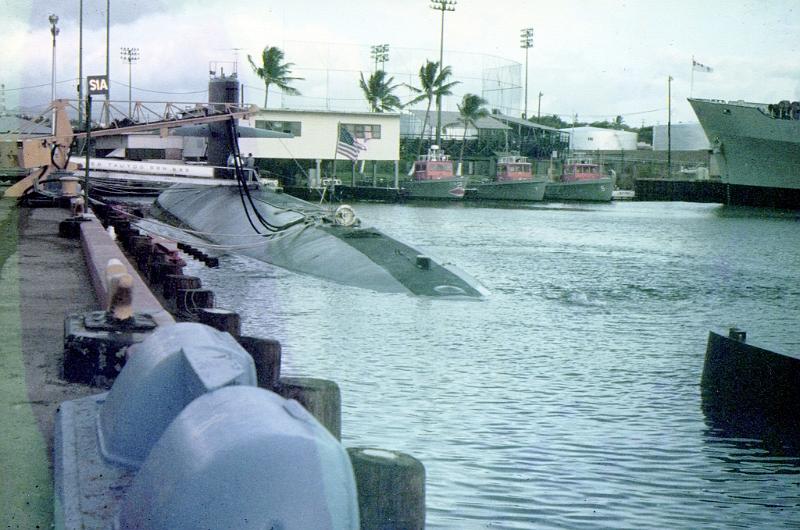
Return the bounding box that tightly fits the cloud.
[4,0,798,123]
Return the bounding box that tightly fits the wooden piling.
[276,377,341,440]
[347,447,426,530]
[238,336,282,389]
[198,308,241,337]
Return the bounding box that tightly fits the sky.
[2,0,799,126]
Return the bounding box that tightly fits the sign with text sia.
[87,75,109,96]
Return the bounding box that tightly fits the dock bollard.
[276,377,341,440]
[346,447,426,530]
[62,259,157,386]
[198,308,241,338]
[238,336,281,389]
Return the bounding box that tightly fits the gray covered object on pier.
[54,322,359,529]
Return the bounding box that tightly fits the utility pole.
[520,27,533,119]
[667,75,673,178]
[120,47,140,117]
[78,1,83,123]
[370,44,389,72]
[105,0,110,124]
[537,91,543,120]
[49,14,59,133]
[430,0,456,145]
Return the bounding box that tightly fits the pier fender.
[97,322,256,467]
[117,386,359,530]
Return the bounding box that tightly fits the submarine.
[154,184,486,297]
[153,74,487,298]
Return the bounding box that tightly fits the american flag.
[336,126,367,161]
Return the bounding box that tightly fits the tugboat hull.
[404,178,466,200]
[469,179,547,201]
[544,178,613,202]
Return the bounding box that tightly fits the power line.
[2,78,80,92]
[546,108,665,119]
[109,80,207,95]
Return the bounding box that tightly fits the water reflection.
[702,382,800,467]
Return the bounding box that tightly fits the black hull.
[701,330,800,446]
[725,183,800,209]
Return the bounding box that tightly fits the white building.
[95,109,402,164]
[652,123,710,151]
[239,109,401,162]
[561,126,638,151]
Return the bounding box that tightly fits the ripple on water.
[186,201,800,529]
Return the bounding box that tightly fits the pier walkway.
[0,202,96,528]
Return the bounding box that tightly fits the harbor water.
[184,200,800,529]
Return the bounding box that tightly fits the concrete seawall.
[634,179,725,203]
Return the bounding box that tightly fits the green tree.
[529,113,570,129]
[637,125,653,145]
[456,93,489,164]
[359,70,402,112]
[247,46,303,108]
[406,60,460,156]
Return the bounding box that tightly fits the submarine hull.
[154,185,487,298]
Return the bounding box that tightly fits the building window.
[342,123,381,140]
[254,120,302,136]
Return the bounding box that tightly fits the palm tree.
[247,46,303,108]
[359,71,402,112]
[456,93,489,165]
[406,60,460,156]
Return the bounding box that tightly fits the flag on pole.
[336,125,367,161]
[692,59,713,73]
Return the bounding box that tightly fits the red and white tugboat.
[544,159,614,202]
[405,145,465,200]
[469,155,547,201]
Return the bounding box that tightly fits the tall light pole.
[49,14,59,132]
[120,47,140,117]
[520,27,533,119]
[370,44,389,72]
[78,1,83,124]
[104,0,111,124]
[667,75,673,178]
[430,0,456,145]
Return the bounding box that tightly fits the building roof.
[406,109,510,131]
[559,126,637,135]
[0,115,51,135]
[251,108,401,119]
[492,113,565,133]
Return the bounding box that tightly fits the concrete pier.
[1,199,426,528]
[1,205,96,527]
